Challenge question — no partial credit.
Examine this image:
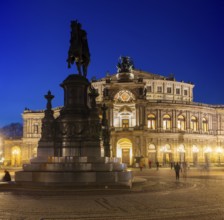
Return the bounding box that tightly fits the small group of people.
[139,159,188,180]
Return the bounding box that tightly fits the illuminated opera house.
[9,57,224,167]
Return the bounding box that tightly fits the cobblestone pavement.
[0,167,224,220]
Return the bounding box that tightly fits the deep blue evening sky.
[0,0,224,127]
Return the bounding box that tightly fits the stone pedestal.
[16,156,132,188]
[15,74,132,188]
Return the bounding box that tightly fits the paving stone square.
[0,167,224,220]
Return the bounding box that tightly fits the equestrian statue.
[66,20,90,78]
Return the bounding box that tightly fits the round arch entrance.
[11,146,21,167]
[116,138,132,166]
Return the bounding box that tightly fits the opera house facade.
[17,57,224,167]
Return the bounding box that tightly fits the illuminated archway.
[11,146,21,167]
[148,144,156,164]
[116,138,133,165]
[160,144,172,164]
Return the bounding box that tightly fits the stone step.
[15,170,133,188]
[23,162,127,172]
[47,156,121,163]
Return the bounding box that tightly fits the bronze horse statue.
[67,20,90,77]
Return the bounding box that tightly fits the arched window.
[177,115,185,131]
[33,123,39,134]
[163,114,171,130]
[190,116,198,131]
[118,106,133,128]
[202,117,208,132]
[148,144,156,151]
[147,114,156,129]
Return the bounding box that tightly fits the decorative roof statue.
[116,56,135,73]
[66,20,90,78]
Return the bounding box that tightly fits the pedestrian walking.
[182,162,187,179]
[174,162,181,180]
[148,160,152,169]
[139,161,143,171]
[156,161,159,170]
[139,157,145,171]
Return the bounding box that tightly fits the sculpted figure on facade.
[117,56,134,73]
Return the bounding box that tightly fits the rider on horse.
[67,20,90,78]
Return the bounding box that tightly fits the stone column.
[172,109,176,132]
[142,105,146,128]
[109,105,114,127]
[157,109,162,131]
[139,105,143,127]
[186,111,190,132]
[198,112,202,133]
[136,104,139,127]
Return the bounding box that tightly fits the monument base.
[15,156,132,188]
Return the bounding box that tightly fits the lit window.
[147,86,152,92]
[147,114,156,129]
[176,88,180,95]
[167,87,172,94]
[202,118,208,132]
[177,115,185,130]
[33,123,39,134]
[190,116,198,131]
[157,86,162,93]
[163,114,171,130]
[122,119,129,128]
[148,144,156,151]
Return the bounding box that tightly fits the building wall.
[15,70,224,167]
[92,70,224,167]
